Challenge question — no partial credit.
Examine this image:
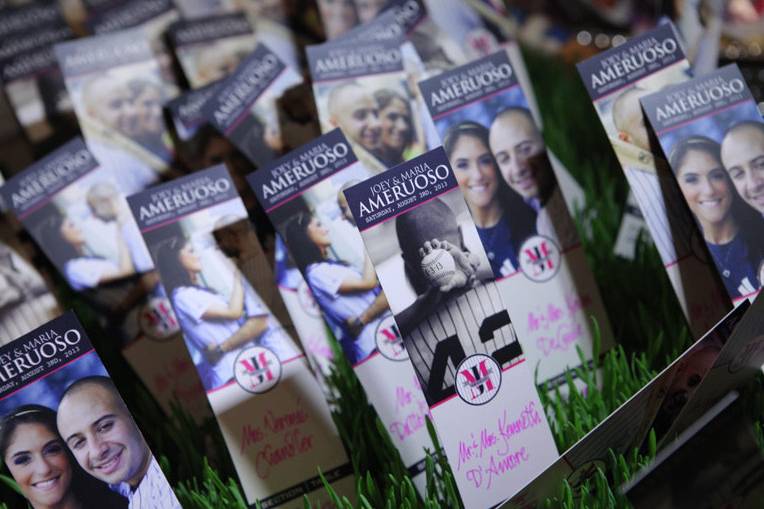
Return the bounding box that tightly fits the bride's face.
[179,243,203,273]
[4,422,73,508]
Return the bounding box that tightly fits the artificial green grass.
[1,47,758,509]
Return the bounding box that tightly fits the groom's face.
[57,383,148,487]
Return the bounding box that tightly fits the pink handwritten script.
[239,402,316,479]
[255,429,314,479]
[456,402,543,490]
[388,383,429,441]
[527,292,591,357]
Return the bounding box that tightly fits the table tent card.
[577,22,731,338]
[419,50,613,386]
[167,79,339,390]
[249,129,432,491]
[269,235,337,392]
[202,44,308,168]
[0,3,77,148]
[331,0,586,218]
[0,311,183,509]
[307,34,427,174]
[641,64,764,304]
[0,138,210,421]
[84,0,182,107]
[1,138,153,289]
[168,13,257,89]
[166,81,223,170]
[504,296,764,508]
[55,26,178,180]
[211,218,336,396]
[342,147,558,508]
[128,165,354,508]
[0,239,61,346]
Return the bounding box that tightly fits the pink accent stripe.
[592,61,687,102]
[431,83,520,120]
[140,198,242,233]
[0,349,96,402]
[315,69,398,85]
[501,357,526,372]
[224,68,287,134]
[17,165,100,220]
[656,98,752,136]
[264,160,356,213]
[664,253,693,269]
[352,350,380,368]
[733,289,761,303]
[429,392,459,410]
[358,187,459,232]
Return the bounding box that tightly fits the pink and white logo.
[375,315,408,361]
[139,296,179,341]
[234,346,281,394]
[455,354,501,405]
[519,235,561,283]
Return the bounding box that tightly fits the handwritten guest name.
[239,403,315,479]
[457,402,542,490]
[389,384,428,441]
[527,292,592,357]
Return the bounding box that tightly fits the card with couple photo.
[577,22,732,338]
[0,311,182,509]
[168,12,257,89]
[201,43,309,169]
[307,34,427,174]
[0,138,211,423]
[419,50,613,387]
[128,164,355,507]
[54,26,179,183]
[342,146,558,508]
[641,64,764,304]
[249,129,433,493]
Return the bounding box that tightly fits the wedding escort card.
[165,81,223,170]
[0,3,76,148]
[419,50,613,386]
[0,138,210,420]
[342,146,558,508]
[641,64,764,304]
[249,129,432,491]
[577,22,731,337]
[168,13,256,89]
[201,43,306,168]
[128,164,354,508]
[307,34,427,173]
[173,82,333,393]
[55,27,178,182]
[1,137,153,289]
[0,311,182,509]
